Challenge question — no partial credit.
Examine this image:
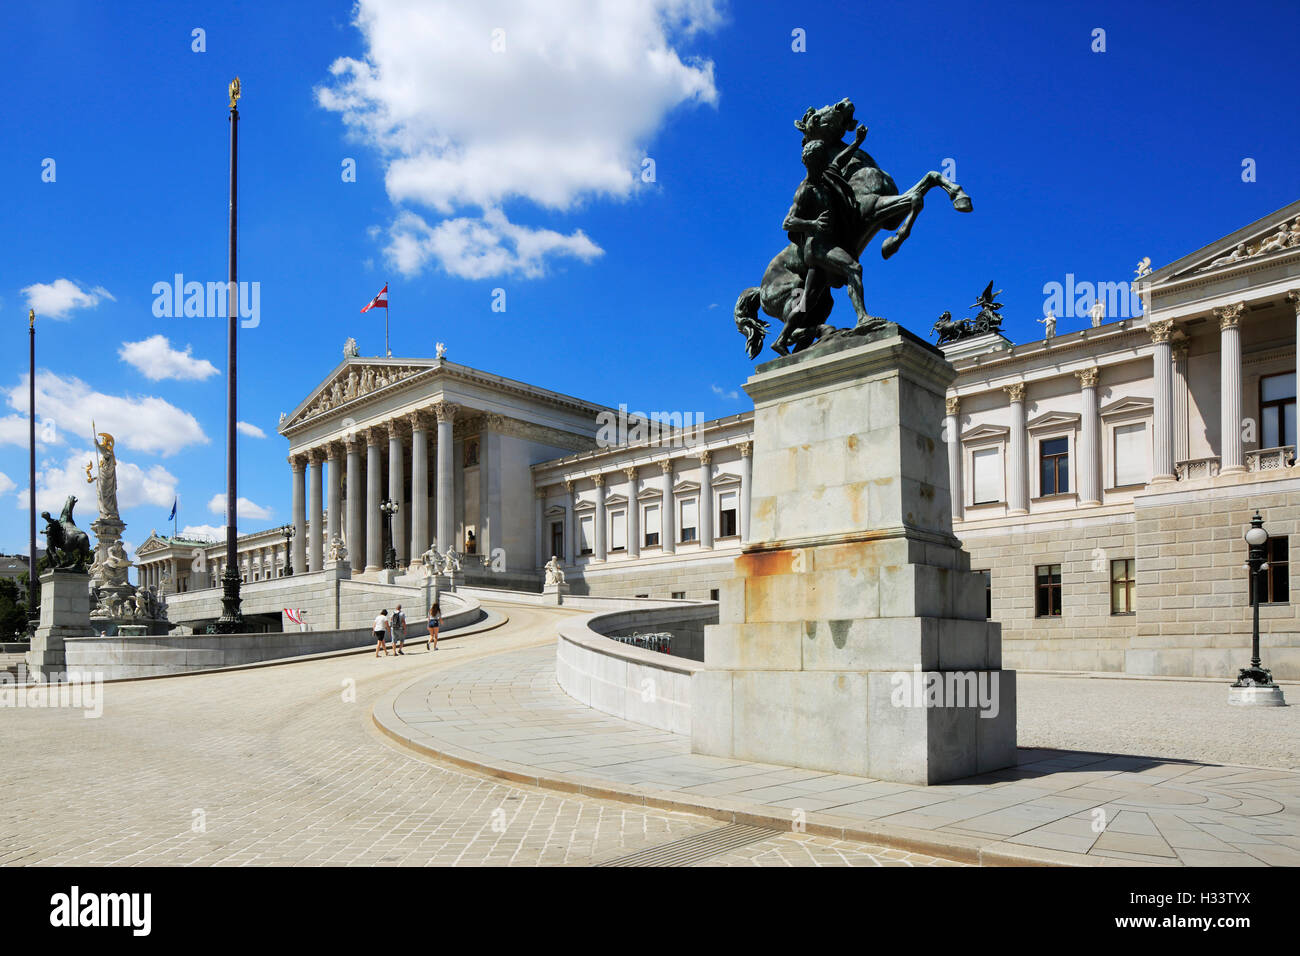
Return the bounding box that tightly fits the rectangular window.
[1039,436,1069,496]
[610,510,626,552]
[550,521,564,559]
[710,588,720,601]
[1113,422,1150,487]
[1110,558,1135,614]
[643,503,660,547]
[972,447,1002,504]
[680,499,698,542]
[975,569,991,620]
[579,514,594,555]
[671,591,685,600]
[1035,564,1062,617]
[1260,372,1296,449]
[718,491,738,538]
[1254,536,1289,605]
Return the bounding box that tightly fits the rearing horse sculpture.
[735,98,973,358]
[41,494,92,571]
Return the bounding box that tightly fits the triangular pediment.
[1148,198,1300,285]
[1100,396,1154,418]
[960,423,1010,443]
[135,536,169,555]
[544,505,566,517]
[712,472,741,487]
[673,480,702,495]
[636,486,663,501]
[604,492,629,507]
[1027,411,1081,432]
[280,357,437,432]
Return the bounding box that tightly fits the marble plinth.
[29,569,92,681]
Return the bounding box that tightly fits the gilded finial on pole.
[229,76,241,109]
[28,309,34,329]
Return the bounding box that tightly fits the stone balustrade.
[1245,445,1296,472]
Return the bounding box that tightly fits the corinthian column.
[1149,319,1177,481]
[593,473,606,562]
[1290,291,1300,453]
[1004,383,1028,514]
[738,442,752,543]
[945,397,962,522]
[388,423,406,564]
[326,443,342,554]
[624,467,640,559]
[1215,304,1246,474]
[365,426,383,572]
[1075,368,1101,505]
[290,454,306,574]
[535,488,547,567]
[433,401,457,554]
[698,449,714,549]
[564,479,576,564]
[345,433,361,566]
[409,411,428,566]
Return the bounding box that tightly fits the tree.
[0,578,30,640]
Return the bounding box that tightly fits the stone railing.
[1175,456,1221,480]
[1246,445,1296,473]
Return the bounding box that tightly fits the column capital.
[564,479,575,494]
[483,412,509,431]
[1287,289,1300,316]
[535,487,547,500]
[431,400,459,424]
[324,440,343,461]
[1148,318,1177,343]
[1074,367,1100,389]
[1003,382,1025,403]
[407,409,427,431]
[737,441,752,457]
[623,466,638,481]
[592,473,605,488]
[306,447,324,464]
[944,396,960,417]
[288,453,305,471]
[343,431,360,452]
[364,425,385,446]
[1214,302,1246,331]
[697,449,711,465]
[660,457,675,474]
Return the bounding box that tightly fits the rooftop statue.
[87,427,120,521]
[931,282,1007,344]
[735,97,973,358]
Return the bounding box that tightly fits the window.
[1035,564,1062,617]
[550,521,564,559]
[1254,536,1289,605]
[610,510,626,552]
[579,514,594,555]
[972,447,1002,504]
[680,499,698,543]
[671,591,685,599]
[1039,437,1069,496]
[974,569,991,619]
[718,491,738,538]
[710,588,720,601]
[1260,373,1296,449]
[1110,559,1135,614]
[1113,422,1150,487]
[643,503,660,547]
[463,438,480,467]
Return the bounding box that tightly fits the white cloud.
[22,279,115,319]
[179,524,225,542]
[118,335,220,381]
[17,449,178,518]
[385,207,602,279]
[207,494,272,521]
[710,384,739,400]
[318,0,720,278]
[3,372,208,457]
[236,421,266,438]
[0,472,14,496]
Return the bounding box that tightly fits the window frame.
[1254,536,1290,606]
[1038,435,1071,497]
[1258,371,1297,451]
[1110,558,1136,615]
[1035,563,1063,618]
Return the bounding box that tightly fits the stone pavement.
[376,644,1300,867]
[0,604,954,867]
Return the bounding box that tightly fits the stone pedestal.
[1228,684,1287,707]
[439,571,462,592]
[543,581,570,606]
[691,326,1017,785]
[29,569,92,681]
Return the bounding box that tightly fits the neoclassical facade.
[134,199,1300,678]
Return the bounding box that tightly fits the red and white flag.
[284,608,303,625]
[360,284,388,313]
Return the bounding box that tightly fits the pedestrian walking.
[427,601,442,651]
[392,604,407,655]
[373,608,391,657]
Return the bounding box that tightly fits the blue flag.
[168,497,177,522]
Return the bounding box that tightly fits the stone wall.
[564,550,739,603]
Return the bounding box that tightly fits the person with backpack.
[427,601,442,652]
[373,609,391,658]
[392,604,407,656]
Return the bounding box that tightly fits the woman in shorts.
[427,601,442,651]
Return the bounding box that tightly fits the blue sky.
[2,0,1297,560]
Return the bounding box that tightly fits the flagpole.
[386,281,391,358]
[27,310,37,636]
[216,77,244,633]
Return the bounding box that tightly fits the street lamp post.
[381,498,398,570]
[279,524,295,576]
[1230,511,1287,706]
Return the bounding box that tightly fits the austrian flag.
[360,284,388,312]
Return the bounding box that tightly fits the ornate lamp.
[380,498,399,570]
[279,523,295,576]
[1231,511,1286,706]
